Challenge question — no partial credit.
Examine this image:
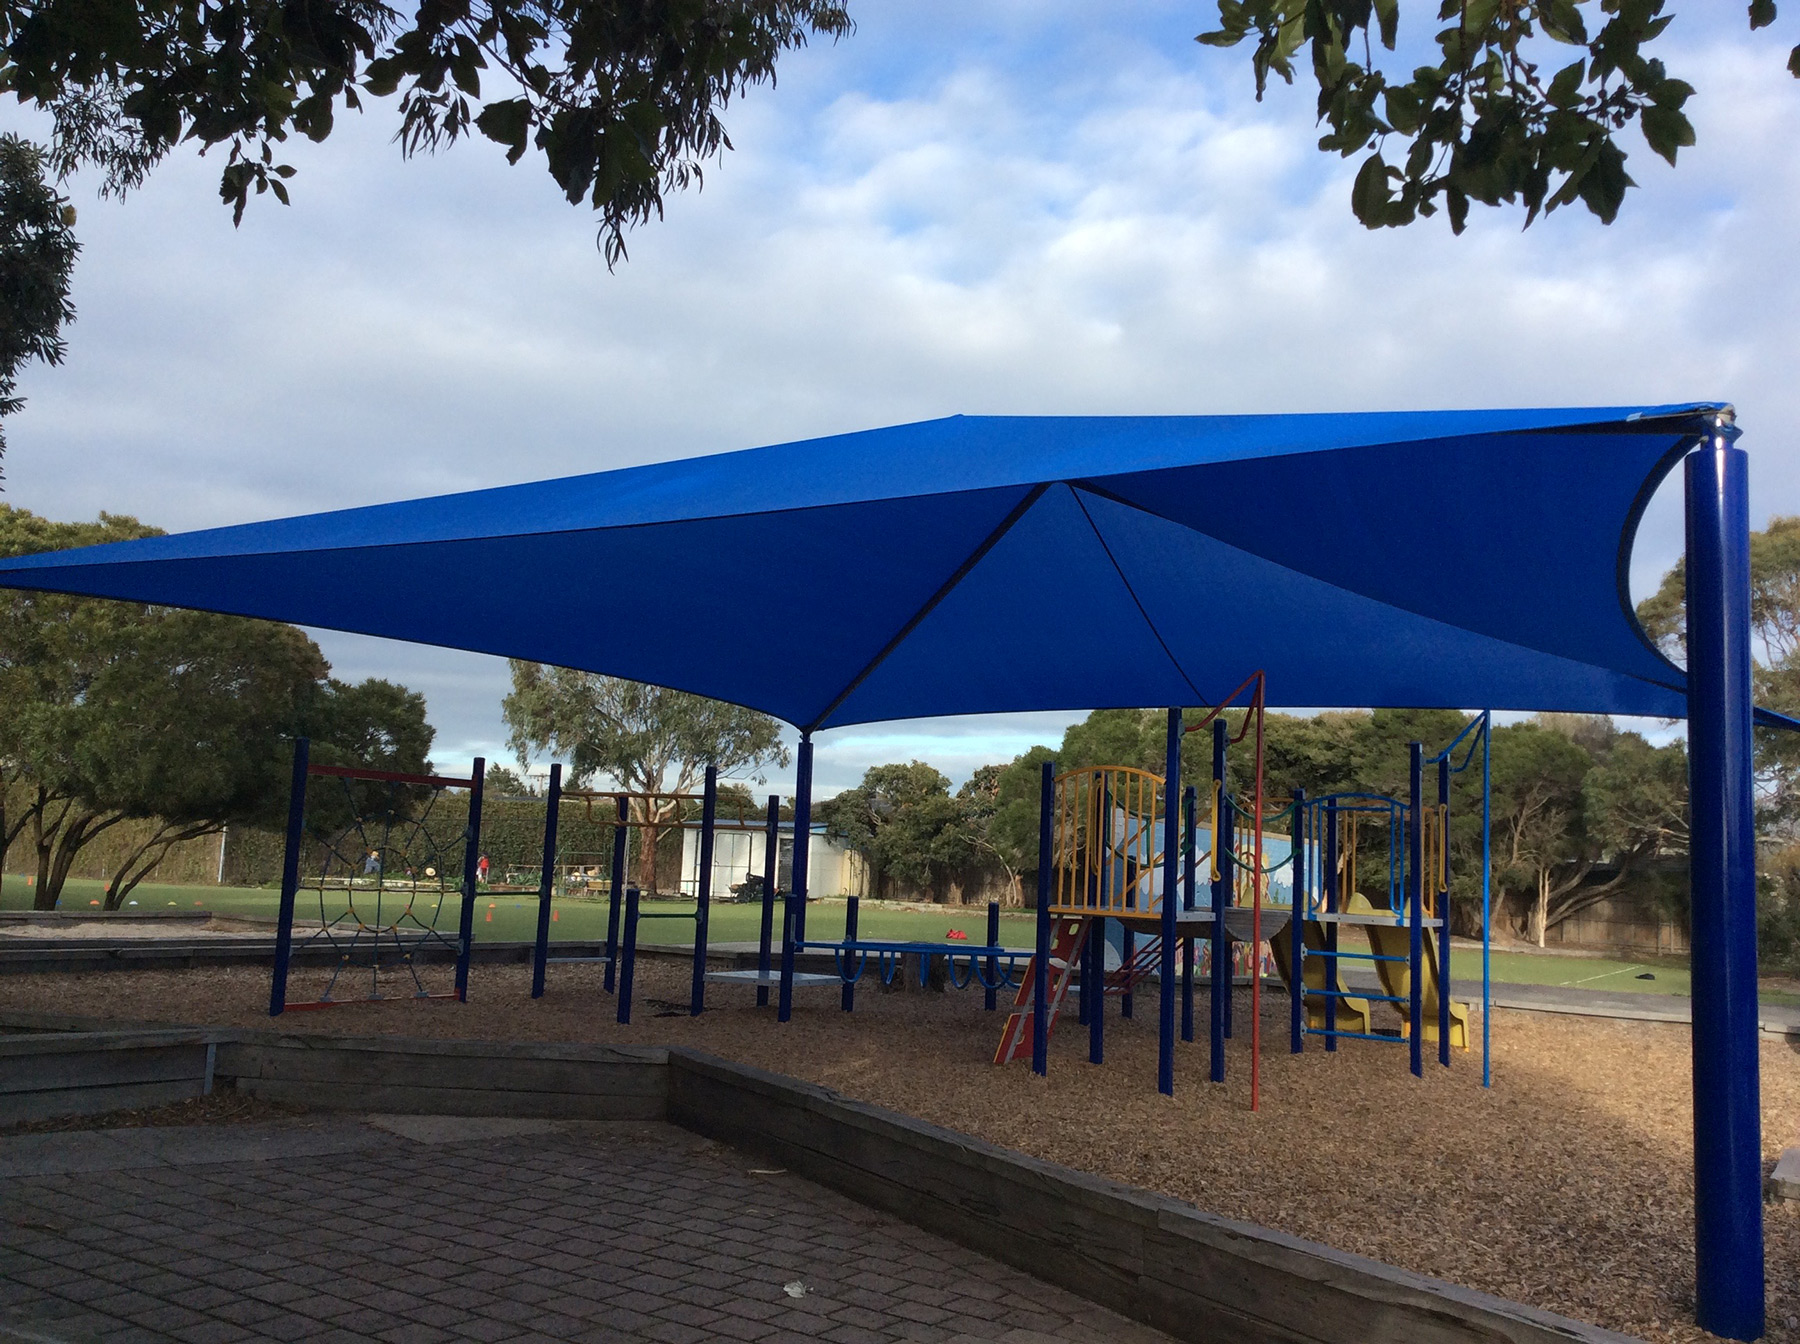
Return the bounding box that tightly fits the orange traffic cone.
[551,909,559,923]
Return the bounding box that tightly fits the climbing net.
[273,755,482,1012]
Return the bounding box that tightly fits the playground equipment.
[268,738,485,1015]
[993,678,1288,1102]
[991,697,1494,1105]
[524,767,799,1022]
[1275,713,1492,1082]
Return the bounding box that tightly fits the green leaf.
[1789,42,1800,77]
[1641,105,1695,166]
[1351,152,1392,226]
[475,99,531,162]
[1547,59,1585,108]
[1751,0,1778,30]
[1373,0,1398,49]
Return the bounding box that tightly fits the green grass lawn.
[0,876,1036,947]
[9,876,1799,1006]
[1448,947,1692,997]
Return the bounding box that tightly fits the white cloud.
[2,2,1794,783]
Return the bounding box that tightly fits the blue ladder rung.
[1303,1027,1403,1044]
[1310,988,1407,1004]
[1306,950,1408,964]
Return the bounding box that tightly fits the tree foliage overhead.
[3,0,851,261]
[0,134,76,466]
[1198,1,1785,232]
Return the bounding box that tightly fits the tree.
[501,662,788,893]
[484,762,532,796]
[0,134,77,467]
[5,0,851,264]
[1198,2,1787,233]
[816,760,981,900]
[1640,514,1800,828]
[0,504,436,908]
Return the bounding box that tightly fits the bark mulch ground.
[1,958,1795,1344]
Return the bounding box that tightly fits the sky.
[4,2,1798,795]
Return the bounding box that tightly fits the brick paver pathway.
[0,1118,1174,1344]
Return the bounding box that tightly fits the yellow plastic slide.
[1268,917,1377,1037]
[1347,891,1471,1049]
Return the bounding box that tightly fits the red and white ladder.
[993,916,1092,1064]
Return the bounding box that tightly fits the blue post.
[1290,788,1305,1054]
[841,896,860,1012]
[454,758,485,1003]
[985,900,1000,1012]
[1481,713,1492,1087]
[1181,784,1197,1044]
[616,887,640,1024]
[604,795,627,993]
[1158,708,1180,1096]
[1407,743,1423,1078]
[1684,430,1764,1341]
[1032,760,1054,1076]
[758,793,779,1008]
[1209,719,1227,1082]
[793,736,813,946]
[1324,798,1339,1053]
[1437,756,1451,1068]
[268,736,309,1017]
[1080,921,1094,1065]
[530,763,563,999]
[690,765,717,1016]
[1220,792,1235,1041]
[779,735,813,1022]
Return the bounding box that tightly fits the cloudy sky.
[6,2,1797,793]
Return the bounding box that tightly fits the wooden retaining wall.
[0,1028,215,1125]
[215,1033,667,1121]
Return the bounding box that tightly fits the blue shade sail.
[0,406,1722,728]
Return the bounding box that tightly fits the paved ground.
[0,1116,1174,1344]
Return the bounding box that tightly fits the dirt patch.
[1,1088,307,1134]
[0,919,267,940]
[1,959,1795,1344]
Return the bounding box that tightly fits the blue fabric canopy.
[0,406,1723,729]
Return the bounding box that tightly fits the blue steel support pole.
[690,764,717,1016]
[985,900,1000,1012]
[268,736,309,1017]
[779,735,814,1023]
[1407,743,1423,1078]
[604,796,627,993]
[841,896,860,1012]
[1685,430,1764,1341]
[758,794,779,1008]
[1291,789,1305,1054]
[1182,785,1197,1044]
[1209,720,1228,1082]
[1437,755,1451,1067]
[1092,775,1109,1066]
[1085,913,1103,1062]
[1324,799,1338,1053]
[1481,714,1492,1087]
[616,888,639,1024]
[1032,760,1054,1076]
[1158,708,1181,1097]
[530,763,563,999]
[793,735,814,946]
[455,758,485,1003]
[1220,794,1235,1041]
